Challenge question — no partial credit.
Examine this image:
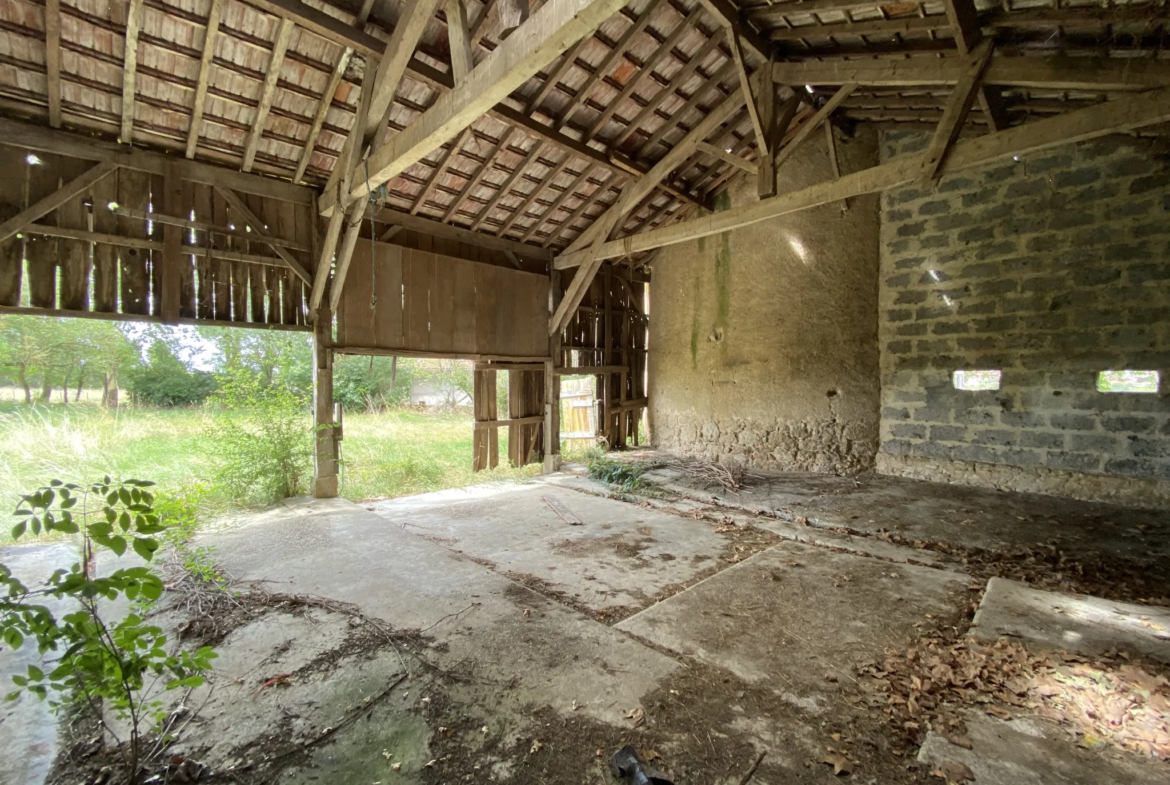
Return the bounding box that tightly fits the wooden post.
[312,304,339,497]
[543,268,562,472]
[160,163,183,322]
[473,369,499,470]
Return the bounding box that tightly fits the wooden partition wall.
[0,145,315,329]
[336,240,549,359]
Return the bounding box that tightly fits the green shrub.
[208,372,312,506]
[587,454,646,493]
[125,342,216,407]
[1,477,216,784]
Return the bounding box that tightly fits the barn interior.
[1,0,1169,783]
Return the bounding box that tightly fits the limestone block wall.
[877,131,1170,506]
[648,127,881,474]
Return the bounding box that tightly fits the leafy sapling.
[0,478,216,784]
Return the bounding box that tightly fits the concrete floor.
[3,466,1169,784]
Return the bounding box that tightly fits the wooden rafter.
[520,163,594,243]
[527,37,588,114]
[496,154,573,238]
[0,161,119,243]
[555,86,1170,266]
[447,0,475,82]
[45,0,62,128]
[441,126,519,222]
[944,0,1009,132]
[328,0,632,215]
[186,0,226,159]
[697,0,771,62]
[772,84,856,170]
[728,31,766,158]
[770,16,943,41]
[368,0,447,149]
[610,30,727,150]
[638,59,737,154]
[554,1,659,132]
[120,0,146,144]
[411,129,474,215]
[920,40,995,182]
[696,141,756,175]
[293,0,378,181]
[242,19,296,173]
[542,170,622,248]
[585,6,704,143]
[471,141,546,231]
[470,0,499,49]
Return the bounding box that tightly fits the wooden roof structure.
[1,0,1168,320]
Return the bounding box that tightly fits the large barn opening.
[1,1,1169,784]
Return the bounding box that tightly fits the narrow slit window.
[953,370,1001,391]
[1096,370,1160,394]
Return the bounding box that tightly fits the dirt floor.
[3,454,1170,785]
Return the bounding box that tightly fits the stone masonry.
[877,131,1170,506]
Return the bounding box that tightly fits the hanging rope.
[365,157,377,310]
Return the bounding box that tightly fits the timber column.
[543,268,562,473]
[312,304,339,497]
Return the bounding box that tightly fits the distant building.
[410,379,471,407]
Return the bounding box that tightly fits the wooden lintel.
[0,305,311,332]
[335,346,551,363]
[555,365,627,375]
[376,206,555,261]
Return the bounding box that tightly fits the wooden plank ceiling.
[0,0,1167,261]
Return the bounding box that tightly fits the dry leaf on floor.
[932,760,974,783]
[643,749,660,762]
[820,752,853,776]
[624,706,646,727]
[529,739,543,754]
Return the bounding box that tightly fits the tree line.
[0,315,478,411]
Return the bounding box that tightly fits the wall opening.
[1096,370,1160,394]
[952,370,1002,391]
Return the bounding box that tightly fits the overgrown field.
[0,400,538,542]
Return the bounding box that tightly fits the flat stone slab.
[367,483,729,614]
[918,711,1167,785]
[971,577,1170,663]
[203,497,680,726]
[617,540,968,702]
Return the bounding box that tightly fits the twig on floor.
[421,603,478,632]
[737,749,767,784]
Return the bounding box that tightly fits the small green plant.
[1,478,216,784]
[587,454,647,494]
[209,371,313,506]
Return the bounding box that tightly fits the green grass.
[0,401,539,543]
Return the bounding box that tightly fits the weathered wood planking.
[57,157,91,311]
[117,168,152,315]
[26,153,62,308]
[472,369,498,471]
[404,248,432,349]
[178,180,197,319]
[0,147,26,305]
[374,244,404,348]
[192,183,214,319]
[452,257,476,354]
[210,188,232,321]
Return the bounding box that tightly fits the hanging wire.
[365,157,377,310]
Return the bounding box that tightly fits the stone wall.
[877,131,1170,506]
[648,126,881,474]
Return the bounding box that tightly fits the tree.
[413,359,473,410]
[197,327,312,395]
[124,341,217,407]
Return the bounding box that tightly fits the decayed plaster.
[648,126,881,474]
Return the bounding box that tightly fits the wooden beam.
[772,56,1170,92]
[379,224,403,242]
[0,119,315,205]
[333,0,630,213]
[447,0,475,82]
[329,207,368,313]
[0,161,118,244]
[293,0,378,182]
[120,0,146,144]
[45,0,62,129]
[697,0,771,63]
[214,187,312,284]
[368,0,447,148]
[470,0,498,49]
[561,77,748,256]
[773,84,856,171]
[639,59,737,154]
[186,0,225,158]
[920,40,995,182]
[498,0,530,39]
[697,141,756,175]
[770,16,943,41]
[379,205,555,260]
[0,305,311,332]
[242,19,296,172]
[943,0,1008,133]
[555,86,1170,267]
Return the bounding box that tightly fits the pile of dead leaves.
[859,636,1170,761]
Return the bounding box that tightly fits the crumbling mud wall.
[878,132,1170,507]
[649,127,881,474]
